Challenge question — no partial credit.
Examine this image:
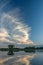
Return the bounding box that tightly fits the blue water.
[0,51,43,65]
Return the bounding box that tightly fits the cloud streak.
[0,0,10,11]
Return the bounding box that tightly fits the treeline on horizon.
[0,45,43,52]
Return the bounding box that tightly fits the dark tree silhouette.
[8,45,14,55]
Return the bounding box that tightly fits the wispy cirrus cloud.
[0,0,10,11]
[0,8,33,45]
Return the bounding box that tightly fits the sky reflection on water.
[0,51,43,65]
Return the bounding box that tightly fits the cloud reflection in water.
[0,52,36,65]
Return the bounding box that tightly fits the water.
[0,51,43,65]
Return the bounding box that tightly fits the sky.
[0,0,43,47]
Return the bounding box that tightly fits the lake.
[0,51,43,65]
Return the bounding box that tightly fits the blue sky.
[0,0,43,47]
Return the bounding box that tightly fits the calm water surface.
[0,51,43,65]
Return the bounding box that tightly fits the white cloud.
[0,28,14,43]
[0,9,33,45]
[0,28,9,37]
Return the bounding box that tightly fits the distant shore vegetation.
[0,45,43,52]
